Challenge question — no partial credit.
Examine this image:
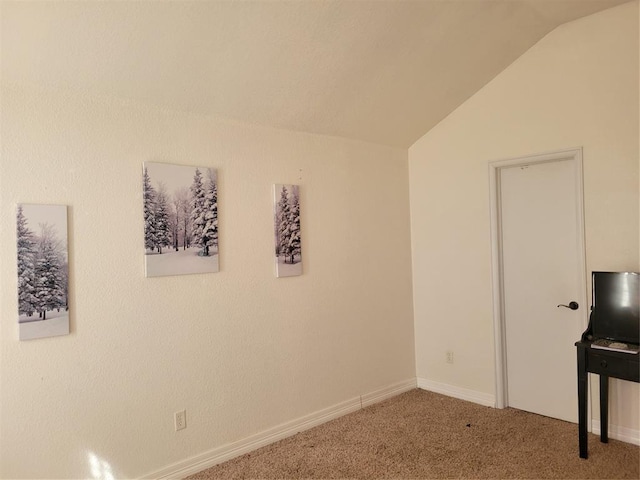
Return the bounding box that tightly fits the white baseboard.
[142,378,417,480]
[417,378,496,407]
[591,420,640,446]
[361,378,418,408]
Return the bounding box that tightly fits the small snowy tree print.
[143,162,219,277]
[16,204,70,341]
[273,184,302,277]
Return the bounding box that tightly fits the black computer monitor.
[591,271,640,345]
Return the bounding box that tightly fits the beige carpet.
[187,389,639,479]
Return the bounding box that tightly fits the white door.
[496,151,586,423]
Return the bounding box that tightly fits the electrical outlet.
[446,351,454,364]
[174,410,187,431]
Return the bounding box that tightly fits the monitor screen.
[591,271,640,344]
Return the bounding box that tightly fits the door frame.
[488,147,589,416]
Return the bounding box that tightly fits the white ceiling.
[1,0,630,148]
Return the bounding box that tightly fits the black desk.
[575,341,640,458]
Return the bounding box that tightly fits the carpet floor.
[186,389,639,479]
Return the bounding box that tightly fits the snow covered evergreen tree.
[286,187,301,264]
[154,183,171,254]
[16,205,37,317]
[276,186,292,262]
[143,167,158,252]
[190,168,207,255]
[200,169,218,257]
[34,223,65,320]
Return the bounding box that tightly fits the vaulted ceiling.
[1,0,631,147]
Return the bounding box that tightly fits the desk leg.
[600,375,609,443]
[577,347,588,459]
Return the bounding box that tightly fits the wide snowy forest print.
[273,184,302,277]
[143,162,219,277]
[16,204,69,341]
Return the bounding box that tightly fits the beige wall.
[410,0,639,432]
[0,85,415,478]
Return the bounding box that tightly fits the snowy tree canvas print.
[16,204,70,341]
[143,162,219,277]
[273,184,302,277]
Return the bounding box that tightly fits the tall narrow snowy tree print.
[143,162,219,277]
[273,184,302,277]
[16,204,70,341]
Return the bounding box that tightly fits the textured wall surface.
[0,85,415,478]
[410,1,639,431]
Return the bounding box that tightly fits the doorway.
[489,148,588,423]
